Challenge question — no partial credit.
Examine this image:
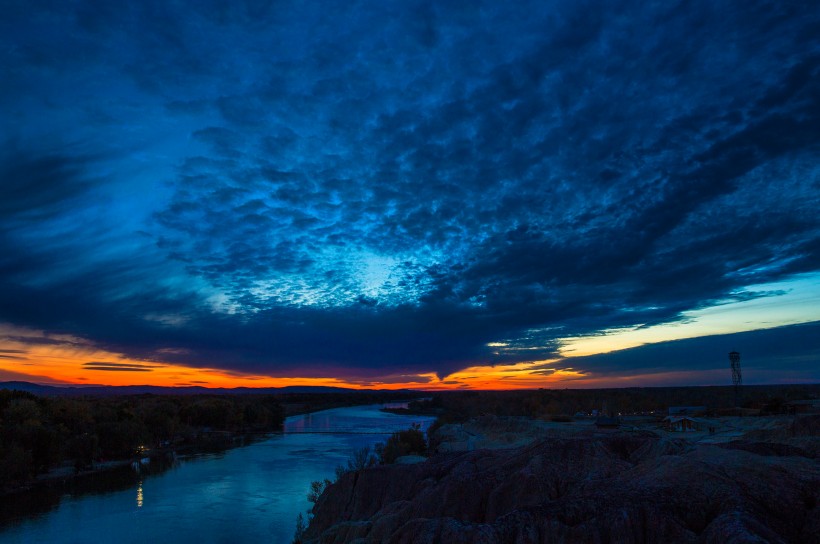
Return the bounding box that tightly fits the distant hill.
[0,381,64,395]
[0,381,399,396]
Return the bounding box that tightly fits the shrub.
[377,424,426,464]
[292,512,306,544]
[307,478,331,503]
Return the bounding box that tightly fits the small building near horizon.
[664,415,709,432]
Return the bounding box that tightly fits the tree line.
[415,383,820,426]
[0,390,284,492]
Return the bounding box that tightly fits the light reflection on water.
[0,404,434,544]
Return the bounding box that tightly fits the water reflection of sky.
[136,481,143,509]
[0,404,435,544]
[285,404,430,435]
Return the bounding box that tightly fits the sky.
[1,0,818,390]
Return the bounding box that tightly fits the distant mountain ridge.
[0,381,405,396]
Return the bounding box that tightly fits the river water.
[0,403,435,544]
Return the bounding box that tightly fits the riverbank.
[0,431,275,505]
[0,389,427,498]
[8,397,422,495]
[0,398,432,523]
[1,403,437,544]
[303,414,820,543]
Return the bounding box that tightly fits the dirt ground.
[433,414,809,451]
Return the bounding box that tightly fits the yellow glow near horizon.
[557,273,820,357]
[1,272,817,390]
[424,359,585,390]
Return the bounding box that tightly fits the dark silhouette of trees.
[417,384,820,424]
[0,390,285,492]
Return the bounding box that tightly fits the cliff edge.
[304,418,820,543]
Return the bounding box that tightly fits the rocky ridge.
[304,417,820,543]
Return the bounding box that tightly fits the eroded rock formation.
[304,422,820,544]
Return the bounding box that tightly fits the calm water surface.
[0,403,434,544]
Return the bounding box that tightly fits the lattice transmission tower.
[729,351,742,407]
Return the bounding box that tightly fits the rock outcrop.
[304,425,820,543]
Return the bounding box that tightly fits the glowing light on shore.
[136,481,144,508]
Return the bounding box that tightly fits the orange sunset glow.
[0,321,593,390]
[0,339,562,390]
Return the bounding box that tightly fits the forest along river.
[0,403,435,544]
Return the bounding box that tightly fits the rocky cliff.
[304,421,820,543]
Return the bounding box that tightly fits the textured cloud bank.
[1,1,818,381]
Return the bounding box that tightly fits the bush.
[307,478,331,503]
[377,424,426,464]
[292,512,306,544]
[350,446,377,470]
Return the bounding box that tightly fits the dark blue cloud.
[0,1,818,381]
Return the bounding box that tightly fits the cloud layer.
[1,1,818,381]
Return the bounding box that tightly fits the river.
[0,403,435,544]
